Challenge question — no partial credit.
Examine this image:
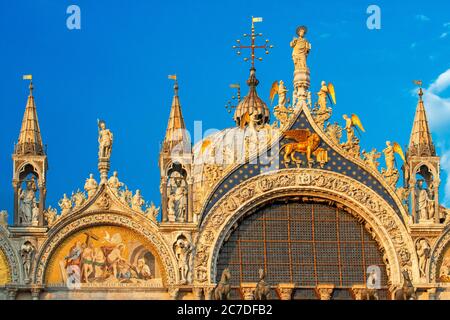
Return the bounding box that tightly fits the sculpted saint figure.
[31,202,39,226]
[98,120,113,159]
[108,171,123,195]
[417,180,430,221]
[277,80,288,107]
[145,202,160,222]
[290,26,311,71]
[84,174,98,199]
[59,193,73,216]
[362,149,381,172]
[18,180,37,225]
[131,190,145,212]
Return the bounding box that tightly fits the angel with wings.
[342,114,365,145]
[383,141,405,175]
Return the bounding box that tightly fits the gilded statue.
[98,120,113,160]
[312,81,335,127]
[72,190,86,209]
[281,129,327,167]
[290,26,311,71]
[44,206,58,227]
[381,141,405,189]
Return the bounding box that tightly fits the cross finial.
[232,17,273,68]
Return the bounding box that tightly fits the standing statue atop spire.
[98,120,113,160]
[290,26,311,72]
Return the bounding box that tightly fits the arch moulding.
[32,210,178,286]
[193,168,419,288]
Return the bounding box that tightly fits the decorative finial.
[168,74,178,96]
[413,80,423,100]
[232,17,273,69]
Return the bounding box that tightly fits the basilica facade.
[1,24,450,300]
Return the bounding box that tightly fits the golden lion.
[280,129,324,167]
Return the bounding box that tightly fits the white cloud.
[415,14,430,22]
[440,149,450,206]
[444,22,450,28]
[410,42,417,49]
[440,32,448,39]
[422,69,450,206]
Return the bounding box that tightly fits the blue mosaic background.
[202,110,402,222]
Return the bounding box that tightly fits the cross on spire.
[232,17,273,68]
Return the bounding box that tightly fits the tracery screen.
[216,201,387,289]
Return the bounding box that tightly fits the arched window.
[216,199,389,299]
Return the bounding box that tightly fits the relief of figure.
[174,237,192,284]
[362,149,381,172]
[131,190,145,212]
[18,179,37,225]
[84,174,98,199]
[416,239,430,278]
[98,120,113,159]
[21,241,35,282]
[108,171,123,195]
[58,193,73,216]
[290,26,311,71]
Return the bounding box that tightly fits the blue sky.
[1,0,450,221]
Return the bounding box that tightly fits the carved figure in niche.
[21,241,35,281]
[167,171,188,222]
[416,239,430,278]
[417,180,432,222]
[174,236,192,284]
[18,178,37,225]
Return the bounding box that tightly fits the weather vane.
[232,17,274,68]
[225,83,241,113]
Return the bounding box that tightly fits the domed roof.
[233,68,270,127]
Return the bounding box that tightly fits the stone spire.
[408,87,435,157]
[15,81,45,155]
[162,80,190,153]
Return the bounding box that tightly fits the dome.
[233,68,270,127]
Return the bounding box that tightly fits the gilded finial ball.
[296,25,308,36]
